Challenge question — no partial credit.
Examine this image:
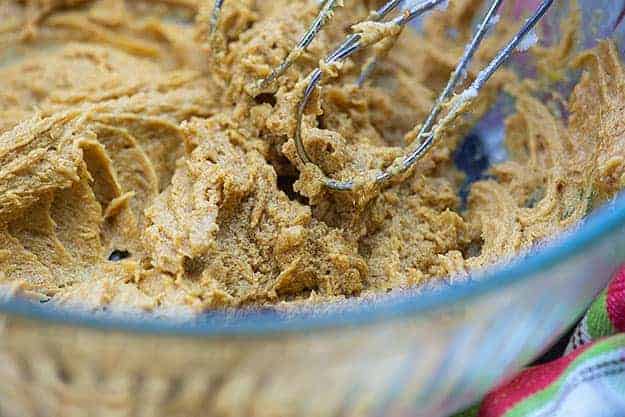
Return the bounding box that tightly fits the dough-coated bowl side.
[2,1,625,416]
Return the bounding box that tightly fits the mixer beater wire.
[208,0,554,192]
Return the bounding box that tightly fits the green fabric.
[586,290,616,339]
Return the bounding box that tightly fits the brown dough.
[0,0,623,313]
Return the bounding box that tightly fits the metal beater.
[208,0,554,191]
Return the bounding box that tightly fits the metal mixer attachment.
[209,0,554,192]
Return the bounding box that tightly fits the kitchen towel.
[457,266,625,417]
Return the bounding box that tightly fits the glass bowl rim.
[2,192,625,338]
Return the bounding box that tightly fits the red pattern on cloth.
[606,267,625,332]
[477,343,593,417]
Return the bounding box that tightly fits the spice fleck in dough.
[0,0,623,313]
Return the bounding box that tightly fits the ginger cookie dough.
[0,0,623,313]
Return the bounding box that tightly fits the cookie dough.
[0,0,623,313]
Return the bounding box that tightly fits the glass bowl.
[1,1,625,416]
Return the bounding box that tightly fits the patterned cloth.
[457,266,625,417]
